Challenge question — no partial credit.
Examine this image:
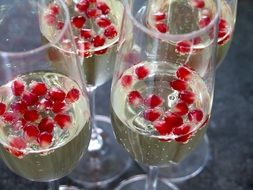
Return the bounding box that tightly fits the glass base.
[115,174,179,190]
[59,185,82,190]
[159,135,210,182]
[69,115,132,188]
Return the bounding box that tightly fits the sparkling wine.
[111,61,211,165]
[0,72,91,181]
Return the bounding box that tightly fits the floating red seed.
[92,35,106,47]
[179,90,195,104]
[66,88,80,103]
[95,48,108,55]
[127,90,143,106]
[49,4,60,15]
[144,94,163,108]
[37,132,53,148]
[97,2,110,15]
[153,11,166,21]
[156,23,168,33]
[75,0,90,13]
[37,98,52,111]
[96,16,112,28]
[191,0,205,9]
[176,41,192,54]
[218,34,230,45]
[2,112,18,123]
[10,101,27,114]
[71,16,86,29]
[164,111,183,128]
[135,65,149,80]
[173,124,191,136]
[0,102,6,115]
[143,109,161,122]
[80,28,93,39]
[52,102,66,113]
[24,110,39,122]
[154,120,172,135]
[22,91,39,106]
[86,8,98,18]
[219,19,228,30]
[173,102,189,116]
[176,66,192,81]
[9,136,26,150]
[30,82,48,96]
[48,87,66,102]
[175,133,192,143]
[44,14,56,26]
[199,16,211,28]
[170,79,188,91]
[38,117,54,133]
[188,109,204,123]
[121,75,133,88]
[23,124,40,141]
[11,79,25,96]
[54,113,71,129]
[87,0,96,3]
[56,21,64,30]
[104,25,118,39]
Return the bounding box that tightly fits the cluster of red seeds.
[120,65,207,143]
[0,79,80,158]
[44,0,118,57]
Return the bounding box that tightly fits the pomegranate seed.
[135,65,149,80]
[87,0,96,3]
[37,98,52,111]
[52,102,66,113]
[48,87,66,102]
[175,133,192,143]
[143,109,161,122]
[22,91,39,106]
[164,111,183,128]
[191,0,205,9]
[49,4,60,15]
[9,136,26,157]
[179,90,195,104]
[156,23,168,33]
[96,16,112,28]
[54,113,71,129]
[24,110,39,122]
[95,48,108,55]
[199,16,211,28]
[104,25,118,39]
[10,101,27,114]
[75,0,90,13]
[80,29,92,39]
[71,16,86,29]
[38,117,54,133]
[23,124,40,141]
[193,37,202,45]
[2,112,18,123]
[170,79,188,91]
[92,35,106,47]
[188,109,204,123]
[219,19,228,30]
[37,132,53,148]
[11,79,25,96]
[199,116,209,129]
[218,30,227,38]
[86,8,98,18]
[154,120,172,135]
[44,14,56,26]
[176,41,192,54]
[121,75,133,88]
[30,82,48,96]
[0,102,6,115]
[144,94,163,108]
[56,21,64,30]
[218,34,230,45]
[66,88,80,103]
[153,11,166,21]
[127,90,143,106]
[97,2,110,15]
[173,124,191,136]
[78,41,92,57]
[173,102,189,116]
[176,66,192,81]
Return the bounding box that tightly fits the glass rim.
[0,0,70,57]
[123,0,221,41]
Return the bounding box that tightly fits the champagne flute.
[110,0,220,189]
[0,0,91,189]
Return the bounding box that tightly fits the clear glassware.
[0,0,91,190]
[110,0,220,189]
[40,0,131,187]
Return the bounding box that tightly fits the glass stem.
[145,166,159,190]
[48,181,59,190]
[87,86,103,151]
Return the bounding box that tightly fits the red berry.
[11,79,25,96]
[153,11,166,21]
[80,28,93,39]
[191,0,205,9]
[135,65,149,80]
[218,34,230,45]
[44,14,56,26]
[30,82,48,96]
[38,117,54,133]
[199,16,211,28]
[49,4,60,15]
[75,0,90,13]
[156,23,168,33]
[48,87,66,102]
[96,16,112,28]
[24,110,39,122]
[92,35,106,47]
[9,136,26,150]
[2,112,18,123]
[121,75,133,88]
[37,132,53,148]
[86,8,98,18]
[78,42,92,57]
[127,90,143,106]
[176,41,192,54]
[10,101,27,114]
[37,98,52,111]
[97,2,110,15]
[179,90,195,104]
[87,0,96,3]
[173,124,191,136]
[218,30,227,38]
[22,91,39,106]
[173,102,189,116]
[219,19,228,30]
[52,102,66,113]
[104,25,118,39]
[144,94,163,108]
[95,48,108,55]
[71,16,86,29]
[175,133,192,143]
[66,88,80,103]
[0,102,6,115]
[54,113,71,129]
[23,124,40,141]
[143,109,161,122]
[56,21,64,30]
[154,120,172,135]
[170,79,188,91]
[188,109,204,123]
[176,66,192,81]
[164,111,183,128]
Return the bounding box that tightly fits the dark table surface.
[0,0,252,189]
